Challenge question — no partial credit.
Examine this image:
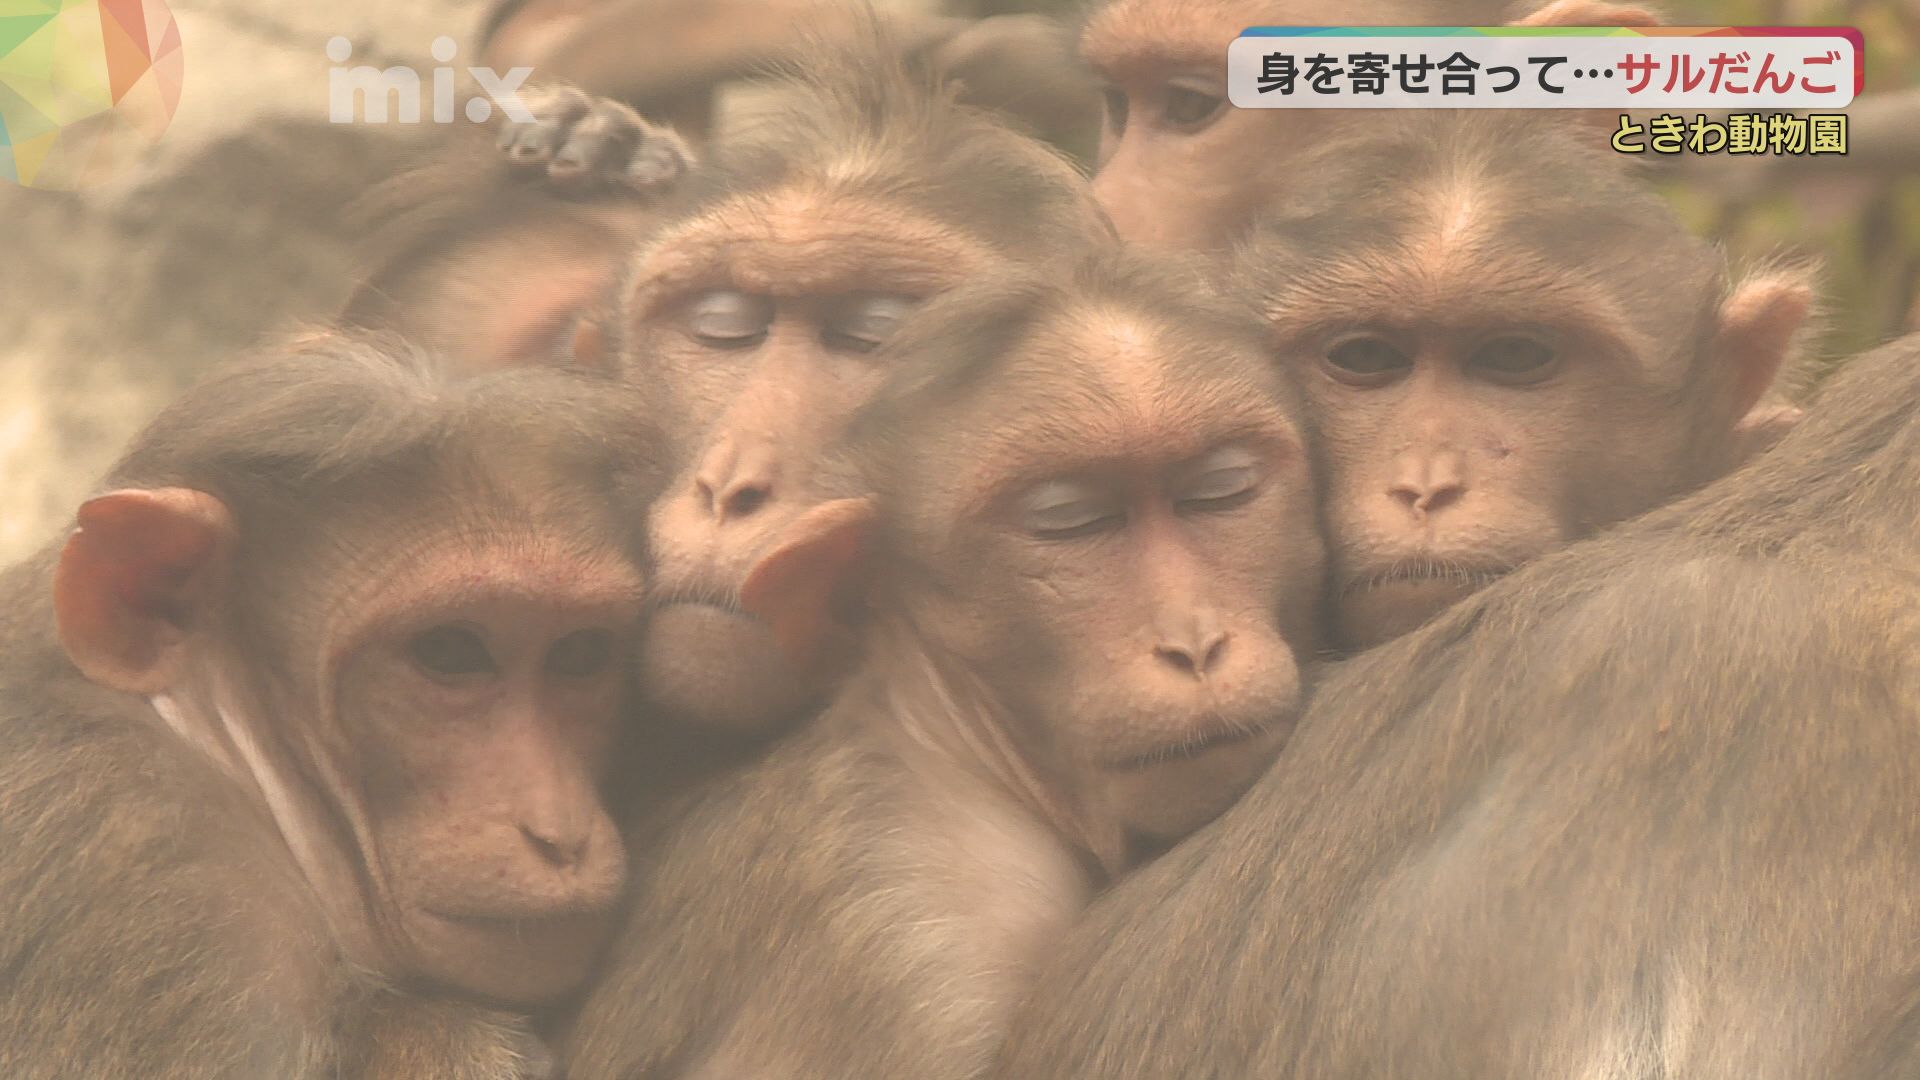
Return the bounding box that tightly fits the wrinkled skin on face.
[1240,114,1808,650]
[625,194,986,734]
[838,276,1328,862]
[1081,0,1647,248]
[320,526,643,1004]
[617,80,1114,735]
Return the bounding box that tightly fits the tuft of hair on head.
[1234,111,1730,362]
[102,328,668,540]
[685,5,1114,256]
[840,246,1280,488]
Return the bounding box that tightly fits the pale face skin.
[317,527,644,1004]
[878,309,1327,859]
[624,193,996,735]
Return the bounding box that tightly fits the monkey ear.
[1713,274,1814,425]
[739,498,878,671]
[1515,1,1660,28]
[54,488,235,695]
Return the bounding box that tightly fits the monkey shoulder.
[0,644,328,1076]
[568,708,1086,1078]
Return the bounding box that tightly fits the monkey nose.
[1152,630,1230,680]
[692,437,781,524]
[1388,453,1469,520]
[695,475,773,523]
[519,822,590,871]
[1389,480,1466,519]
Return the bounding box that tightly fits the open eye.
[822,294,919,354]
[1161,80,1225,130]
[1469,335,1559,384]
[409,625,497,678]
[1020,479,1124,541]
[1325,335,1412,385]
[684,289,773,349]
[1102,86,1130,136]
[1177,446,1261,513]
[547,628,615,678]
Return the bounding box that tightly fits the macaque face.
[891,312,1325,845]
[326,528,644,1004]
[626,193,985,733]
[1080,0,1356,248]
[1080,0,1498,248]
[1264,238,1708,651]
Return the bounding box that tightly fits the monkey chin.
[638,603,826,735]
[1337,572,1499,651]
[1098,716,1294,844]
[401,906,615,1006]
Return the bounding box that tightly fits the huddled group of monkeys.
[3,0,1917,1077]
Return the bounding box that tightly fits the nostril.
[1419,484,1464,515]
[1198,632,1229,674]
[1153,645,1199,677]
[522,826,579,869]
[719,483,771,521]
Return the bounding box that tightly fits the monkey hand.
[498,84,694,197]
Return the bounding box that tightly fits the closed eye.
[684,289,773,349]
[1021,479,1124,541]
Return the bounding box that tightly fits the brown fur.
[994,333,1920,1078]
[1237,112,1811,649]
[479,1,1101,155]
[0,337,663,1078]
[562,251,1325,1079]
[617,29,1116,736]
[1079,0,1647,247]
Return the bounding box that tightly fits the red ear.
[738,498,878,672]
[1715,273,1814,423]
[53,488,235,694]
[1516,1,1660,28]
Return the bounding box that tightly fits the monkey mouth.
[648,584,748,618]
[423,905,613,930]
[1106,718,1280,773]
[1341,558,1515,598]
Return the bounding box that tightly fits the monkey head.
[612,51,1114,736]
[1080,0,1654,248]
[51,345,660,1004]
[1240,114,1811,651]
[742,256,1327,870]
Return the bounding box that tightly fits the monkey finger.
[623,128,691,190]
[499,84,594,167]
[547,99,646,185]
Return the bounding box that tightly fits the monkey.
[340,86,694,374]
[1233,111,1811,651]
[347,27,1113,741]
[589,32,1117,738]
[558,250,1327,1080]
[476,0,1102,157]
[0,335,666,1079]
[990,328,1920,1080]
[1080,0,1657,247]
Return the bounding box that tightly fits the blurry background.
[1,0,1914,564]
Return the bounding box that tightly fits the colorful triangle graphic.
[97,0,148,56]
[98,1,146,103]
[0,14,56,59]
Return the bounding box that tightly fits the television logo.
[326,36,534,124]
